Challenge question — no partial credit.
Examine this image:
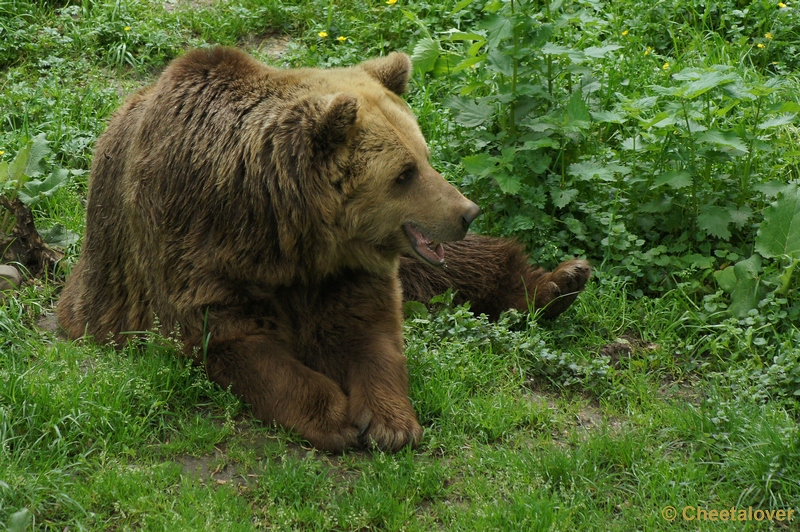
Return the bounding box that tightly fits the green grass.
[2,0,800,530]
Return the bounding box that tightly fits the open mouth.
[403,223,445,266]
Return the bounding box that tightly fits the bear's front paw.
[304,422,360,454]
[534,258,592,319]
[349,399,423,452]
[266,383,359,453]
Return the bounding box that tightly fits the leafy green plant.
[1,134,80,248]
[409,0,799,302]
[714,184,800,317]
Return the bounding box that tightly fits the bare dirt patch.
[173,419,371,488]
[242,33,292,62]
[163,0,217,12]
[35,311,62,336]
[598,333,661,369]
[526,383,625,444]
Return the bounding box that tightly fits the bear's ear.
[314,93,359,148]
[359,52,412,95]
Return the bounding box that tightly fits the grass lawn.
[1,0,799,530]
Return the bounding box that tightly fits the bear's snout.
[461,202,480,232]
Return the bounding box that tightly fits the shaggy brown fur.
[399,234,591,320]
[58,47,589,452]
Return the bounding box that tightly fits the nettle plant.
[410,0,799,308]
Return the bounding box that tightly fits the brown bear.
[57,47,590,452]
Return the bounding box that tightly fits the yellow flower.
[765,32,773,39]
[622,30,629,36]
[337,36,347,42]
[124,26,131,31]
[0,150,5,156]
[757,43,765,48]
[387,0,398,4]
[662,62,669,70]
[318,31,328,38]
[644,46,652,56]
[778,2,786,7]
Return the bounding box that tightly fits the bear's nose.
[461,202,481,231]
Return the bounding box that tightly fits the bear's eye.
[395,168,416,185]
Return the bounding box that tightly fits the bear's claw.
[350,402,422,451]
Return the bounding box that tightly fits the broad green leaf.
[451,0,477,13]
[480,13,513,48]
[757,113,797,130]
[729,205,752,228]
[0,161,8,183]
[621,136,647,151]
[564,217,587,239]
[458,80,485,97]
[528,22,554,48]
[486,48,514,77]
[432,53,462,77]
[677,70,737,99]
[583,44,622,58]
[697,204,733,240]
[493,171,521,195]
[444,97,494,127]
[776,258,798,295]
[679,253,715,270]
[754,180,788,198]
[18,167,70,206]
[403,300,429,318]
[8,508,32,532]
[755,184,800,259]
[569,161,615,182]
[461,153,496,177]
[775,101,800,113]
[640,112,676,129]
[590,110,626,124]
[696,130,748,153]
[541,42,585,63]
[550,187,579,208]
[24,133,51,177]
[713,255,764,318]
[526,151,551,174]
[541,43,571,55]
[639,196,673,213]
[606,163,631,176]
[520,138,559,151]
[401,9,419,22]
[466,40,485,57]
[442,31,485,43]
[498,146,516,166]
[714,265,736,293]
[723,81,758,101]
[625,96,659,113]
[506,215,535,232]
[8,139,33,184]
[411,37,440,74]
[651,170,692,190]
[40,223,80,247]
[565,90,591,125]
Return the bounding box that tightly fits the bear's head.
[266,53,480,276]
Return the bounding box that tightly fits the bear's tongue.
[403,223,445,266]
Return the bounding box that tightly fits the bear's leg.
[343,335,423,451]
[296,275,423,452]
[399,233,591,320]
[204,334,359,452]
